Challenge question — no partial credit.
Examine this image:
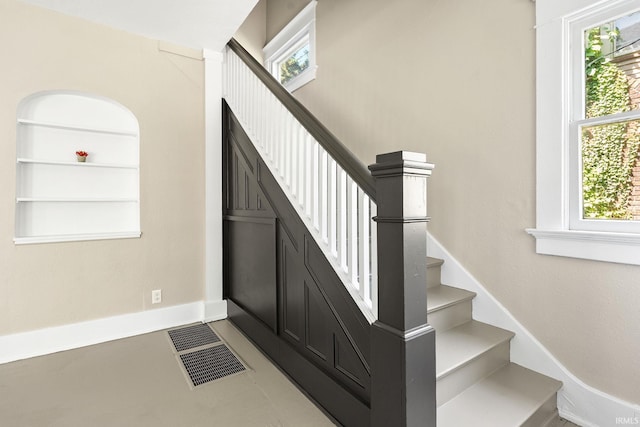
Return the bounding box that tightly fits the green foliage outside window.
[279,47,310,85]
[582,27,640,219]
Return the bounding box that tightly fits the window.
[15,91,140,244]
[264,1,316,92]
[528,0,640,265]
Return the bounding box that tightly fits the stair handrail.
[227,38,376,200]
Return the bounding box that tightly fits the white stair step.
[436,320,514,405]
[427,256,444,288]
[438,363,563,427]
[427,285,475,331]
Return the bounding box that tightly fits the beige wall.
[262,0,640,405]
[266,0,309,41]
[235,0,267,63]
[0,0,205,335]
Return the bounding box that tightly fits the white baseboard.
[203,299,228,323]
[427,233,640,427]
[0,301,211,364]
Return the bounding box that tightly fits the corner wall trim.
[427,232,640,427]
[0,302,205,365]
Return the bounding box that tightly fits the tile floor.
[0,320,336,427]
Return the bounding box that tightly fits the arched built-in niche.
[15,91,141,244]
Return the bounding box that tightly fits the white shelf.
[17,197,139,203]
[15,91,141,244]
[17,118,138,137]
[17,158,138,169]
[14,231,142,245]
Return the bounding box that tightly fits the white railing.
[224,47,378,322]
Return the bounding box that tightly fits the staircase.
[427,257,564,426]
[223,39,567,426]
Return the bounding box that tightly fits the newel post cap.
[368,151,434,178]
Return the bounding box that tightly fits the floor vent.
[168,324,247,387]
[168,323,221,352]
[180,344,246,387]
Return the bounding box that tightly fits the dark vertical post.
[369,151,436,427]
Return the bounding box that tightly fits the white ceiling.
[20,0,258,52]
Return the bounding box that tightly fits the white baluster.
[252,75,259,136]
[240,64,247,126]
[347,177,358,288]
[328,158,338,257]
[233,54,239,110]
[312,141,320,230]
[287,117,294,189]
[370,201,378,314]
[291,123,299,198]
[239,61,246,124]
[247,73,253,134]
[270,94,277,163]
[320,149,328,242]
[226,52,232,105]
[280,109,288,180]
[232,53,238,105]
[274,103,282,173]
[297,126,305,206]
[258,84,266,148]
[254,80,261,145]
[248,72,255,133]
[358,190,371,303]
[304,134,313,218]
[337,168,348,272]
[264,92,271,160]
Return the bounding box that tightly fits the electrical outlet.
[151,289,162,304]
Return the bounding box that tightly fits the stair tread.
[436,320,514,378]
[427,285,475,313]
[438,363,562,427]
[427,256,444,268]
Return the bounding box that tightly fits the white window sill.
[526,228,640,265]
[285,66,317,93]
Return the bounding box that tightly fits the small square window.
[264,1,317,92]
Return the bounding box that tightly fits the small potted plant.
[76,151,88,162]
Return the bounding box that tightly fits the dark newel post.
[369,151,436,427]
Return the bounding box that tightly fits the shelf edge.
[16,198,139,202]
[14,232,142,245]
[17,158,139,169]
[17,118,138,137]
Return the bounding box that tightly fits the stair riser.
[428,301,472,332]
[437,341,510,406]
[523,394,560,427]
[427,263,442,288]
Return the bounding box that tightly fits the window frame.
[263,0,317,92]
[569,5,640,233]
[527,0,640,265]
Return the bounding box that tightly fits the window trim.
[527,0,640,265]
[263,0,317,92]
